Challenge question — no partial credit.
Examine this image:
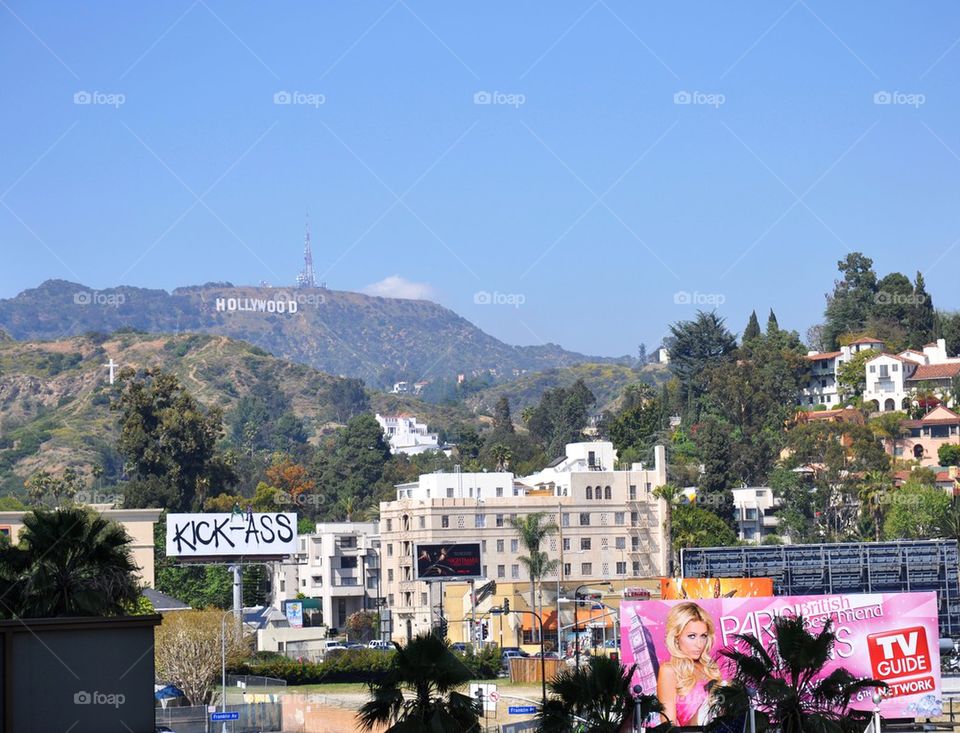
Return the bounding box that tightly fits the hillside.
[0,280,627,388]
[465,362,670,416]
[0,332,477,497]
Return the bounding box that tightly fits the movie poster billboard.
[414,542,483,580]
[660,577,774,600]
[166,512,297,557]
[621,592,941,723]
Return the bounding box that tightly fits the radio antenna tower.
[297,212,316,288]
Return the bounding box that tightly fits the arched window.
[884,398,895,412]
[604,486,612,500]
[586,486,593,500]
[914,444,925,460]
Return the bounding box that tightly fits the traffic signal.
[481,621,489,640]
[502,598,510,613]
[438,619,448,638]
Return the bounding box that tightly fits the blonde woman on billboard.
[657,602,723,726]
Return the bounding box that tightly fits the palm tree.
[711,615,885,733]
[1,507,139,618]
[510,512,558,643]
[652,484,683,575]
[537,656,665,733]
[490,443,512,472]
[357,633,480,732]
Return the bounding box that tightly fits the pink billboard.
[620,592,941,723]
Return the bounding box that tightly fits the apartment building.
[375,413,448,456]
[864,339,960,412]
[379,441,668,641]
[730,487,781,543]
[272,522,380,633]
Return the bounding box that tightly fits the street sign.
[488,690,500,703]
[210,711,240,721]
[509,705,537,714]
[469,683,497,712]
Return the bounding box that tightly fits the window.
[892,363,899,372]
[586,486,593,500]
[386,519,393,531]
[421,592,428,606]
[629,484,637,500]
[447,488,454,498]
[869,365,876,373]
[563,537,571,551]
[631,511,639,526]
[580,538,591,550]
[496,514,504,527]
[481,540,487,552]
[388,569,394,581]
[562,513,570,527]
[604,486,612,500]
[632,536,640,550]
[563,563,571,576]
[404,592,412,607]
[511,564,520,579]
[580,513,590,526]
[418,516,425,529]
[615,537,626,549]
[615,512,625,525]
[617,561,627,575]
[341,536,356,548]
[645,482,651,491]
[497,565,505,578]
[387,544,393,556]
[596,489,603,502]
[311,575,322,586]
[496,487,503,497]
[388,593,394,606]
[475,514,485,528]
[581,562,592,575]
[497,539,504,552]
[745,508,758,520]
[441,515,449,528]
[341,556,358,569]
[511,539,519,553]
[632,561,640,575]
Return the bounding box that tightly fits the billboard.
[285,601,304,628]
[414,542,482,581]
[621,592,941,723]
[166,512,297,557]
[660,577,774,600]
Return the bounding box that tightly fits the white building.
[379,441,668,642]
[730,487,781,543]
[865,339,960,412]
[269,521,380,654]
[800,337,885,408]
[375,413,448,456]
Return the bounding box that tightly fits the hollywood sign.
[166,512,298,557]
[215,297,299,314]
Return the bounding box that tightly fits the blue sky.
[2,2,960,357]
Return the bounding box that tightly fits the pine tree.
[492,396,514,434]
[907,272,936,348]
[743,311,761,343]
[767,309,780,334]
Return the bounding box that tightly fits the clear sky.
[2,2,960,357]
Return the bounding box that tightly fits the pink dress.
[674,679,711,726]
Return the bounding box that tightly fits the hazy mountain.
[0,280,627,388]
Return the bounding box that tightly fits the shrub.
[230,648,394,684]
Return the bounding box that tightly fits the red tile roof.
[806,351,842,360]
[908,363,960,381]
[867,352,913,364]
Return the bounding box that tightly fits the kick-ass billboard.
[621,592,941,724]
[166,512,297,557]
[414,542,483,580]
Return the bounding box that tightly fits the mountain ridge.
[0,280,629,387]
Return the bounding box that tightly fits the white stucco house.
[864,339,960,412]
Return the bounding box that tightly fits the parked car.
[500,648,530,668]
[345,642,366,650]
[450,642,470,653]
[368,639,392,650]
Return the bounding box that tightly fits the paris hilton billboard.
[621,592,941,724]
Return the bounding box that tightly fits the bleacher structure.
[680,540,960,638]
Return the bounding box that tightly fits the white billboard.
[166,512,297,557]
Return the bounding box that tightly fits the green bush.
[457,645,501,679]
[230,648,394,684]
